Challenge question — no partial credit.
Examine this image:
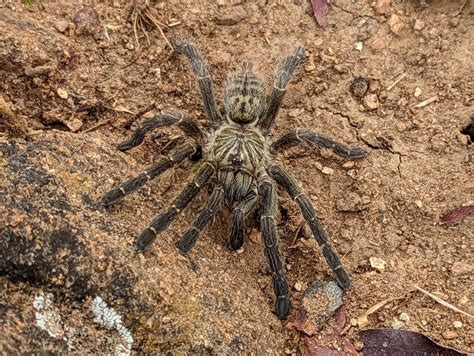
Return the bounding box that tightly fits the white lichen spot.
[33,291,74,350]
[91,296,133,356]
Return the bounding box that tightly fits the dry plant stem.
[386,72,407,91]
[414,285,474,319]
[144,10,172,49]
[414,96,438,108]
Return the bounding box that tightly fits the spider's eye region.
[231,156,243,166]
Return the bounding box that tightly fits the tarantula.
[101,37,366,320]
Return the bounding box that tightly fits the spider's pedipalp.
[117,112,204,152]
[135,162,215,251]
[267,164,351,290]
[258,176,290,320]
[177,185,224,253]
[259,46,305,132]
[171,37,222,123]
[101,141,198,207]
[271,128,367,160]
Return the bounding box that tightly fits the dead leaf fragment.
[440,204,474,225]
[360,328,467,355]
[310,0,328,27]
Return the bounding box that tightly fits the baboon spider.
[101,37,366,320]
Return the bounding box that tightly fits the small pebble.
[57,88,68,99]
[458,296,469,305]
[294,282,303,292]
[350,76,369,99]
[364,94,379,110]
[399,312,410,322]
[414,87,422,97]
[354,42,363,51]
[415,200,423,208]
[413,19,425,31]
[452,321,463,329]
[321,167,334,175]
[369,256,386,271]
[442,330,458,340]
[388,14,405,35]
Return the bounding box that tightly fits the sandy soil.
[1,0,472,354]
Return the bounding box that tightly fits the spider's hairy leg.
[177,186,224,253]
[170,37,222,123]
[259,46,305,131]
[117,112,205,152]
[135,162,215,251]
[271,128,367,160]
[229,193,257,251]
[267,164,351,290]
[101,141,199,207]
[258,176,290,320]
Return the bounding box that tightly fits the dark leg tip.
[335,269,351,291]
[229,233,244,251]
[135,228,157,252]
[99,190,124,207]
[117,141,132,152]
[275,296,290,320]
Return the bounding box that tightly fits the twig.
[414,96,438,108]
[122,101,156,128]
[452,0,468,16]
[386,72,407,91]
[82,118,113,133]
[414,285,474,319]
[145,10,172,49]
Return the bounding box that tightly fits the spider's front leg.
[259,46,305,132]
[271,128,366,160]
[117,112,205,152]
[135,162,215,251]
[101,141,199,206]
[267,164,351,290]
[258,176,290,320]
[170,37,222,123]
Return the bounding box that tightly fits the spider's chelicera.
[101,37,366,320]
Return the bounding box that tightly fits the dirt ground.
[1,0,473,354]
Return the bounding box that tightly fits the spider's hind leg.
[258,176,290,320]
[177,185,224,253]
[268,164,351,290]
[135,162,215,251]
[228,193,257,251]
[100,141,199,207]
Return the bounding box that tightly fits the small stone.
[350,76,369,99]
[73,7,100,33]
[54,20,69,33]
[415,200,423,208]
[368,36,388,50]
[451,261,472,276]
[369,80,381,93]
[321,167,334,175]
[413,19,425,31]
[354,42,363,51]
[388,14,405,35]
[342,161,355,169]
[452,321,463,328]
[399,312,410,322]
[294,282,303,292]
[215,6,247,26]
[369,256,386,271]
[458,296,469,305]
[57,88,68,99]
[336,192,363,212]
[391,320,404,329]
[373,0,391,15]
[364,94,379,110]
[414,87,422,97]
[354,340,364,351]
[442,330,458,340]
[288,108,304,117]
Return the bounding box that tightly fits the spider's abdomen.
[210,125,268,204]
